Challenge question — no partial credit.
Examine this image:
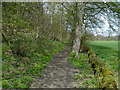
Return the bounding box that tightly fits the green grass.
[89,41,118,71]
[89,41,118,51]
[68,53,99,88]
[89,40,118,86]
[2,41,65,88]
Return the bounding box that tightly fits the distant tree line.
[92,35,118,41]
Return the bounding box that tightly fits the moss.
[88,49,95,57]
[101,68,114,76]
[102,76,117,88]
[98,61,105,68]
[89,54,96,63]
[87,48,118,89]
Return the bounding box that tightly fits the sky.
[93,16,119,36]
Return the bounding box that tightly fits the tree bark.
[37,2,44,39]
[72,2,84,57]
[72,26,81,57]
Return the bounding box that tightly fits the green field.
[89,41,118,71]
[89,41,118,51]
[89,41,118,85]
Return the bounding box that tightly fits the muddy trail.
[31,45,81,88]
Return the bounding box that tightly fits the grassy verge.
[68,53,99,88]
[89,41,118,87]
[2,41,65,88]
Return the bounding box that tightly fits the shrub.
[80,32,93,53]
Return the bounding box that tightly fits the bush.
[80,32,93,53]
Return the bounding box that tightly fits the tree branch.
[61,3,74,16]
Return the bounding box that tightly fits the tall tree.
[72,2,85,57]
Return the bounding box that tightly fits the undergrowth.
[68,53,99,88]
[2,40,65,88]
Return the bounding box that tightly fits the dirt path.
[31,45,81,88]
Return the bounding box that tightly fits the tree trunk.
[37,2,44,39]
[72,2,84,57]
[72,26,81,57]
